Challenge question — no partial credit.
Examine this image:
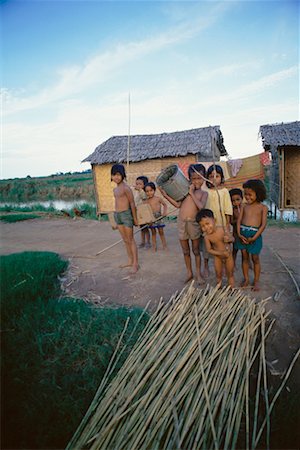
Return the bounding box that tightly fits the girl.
[111,164,139,273]
[133,176,151,249]
[144,182,168,251]
[237,179,268,291]
[205,164,233,274]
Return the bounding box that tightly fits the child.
[144,182,168,251]
[237,179,268,291]
[111,164,139,274]
[159,164,208,284]
[196,208,234,288]
[229,188,243,267]
[133,176,151,249]
[205,164,233,275]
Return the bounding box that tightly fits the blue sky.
[1,0,299,179]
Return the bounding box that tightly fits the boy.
[229,188,243,267]
[196,208,234,288]
[111,164,139,274]
[237,179,268,291]
[159,164,208,284]
[144,182,168,251]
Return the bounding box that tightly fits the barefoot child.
[196,209,234,288]
[159,164,208,284]
[237,179,268,291]
[111,164,139,274]
[133,176,151,249]
[229,188,243,267]
[144,182,168,251]
[204,164,233,276]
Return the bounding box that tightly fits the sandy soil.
[1,216,300,391]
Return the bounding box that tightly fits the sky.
[1,0,299,179]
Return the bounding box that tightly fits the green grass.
[267,218,300,228]
[0,213,41,222]
[1,251,149,449]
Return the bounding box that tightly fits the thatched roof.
[83,126,227,164]
[259,121,300,149]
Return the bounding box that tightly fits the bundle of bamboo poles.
[67,284,299,450]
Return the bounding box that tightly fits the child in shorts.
[229,188,243,267]
[159,164,208,284]
[133,176,151,249]
[196,208,234,288]
[111,164,139,274]
[237,179,268,291]
[144,182,168,251]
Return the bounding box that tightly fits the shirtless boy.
[159,164,208,284]
[196,208,234,288]
[111,164,139,274]
[237,179,268,291]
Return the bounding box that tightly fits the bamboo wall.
[281,146,300,209]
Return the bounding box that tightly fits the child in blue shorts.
[237,179,268,291]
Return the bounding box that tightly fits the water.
[0,200,96,211]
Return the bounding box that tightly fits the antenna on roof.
[127,92,131,169]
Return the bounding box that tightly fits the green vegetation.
[0,172,95,203]
[267,218,300,228]
[1,251,149,449]
[0,213,41,223]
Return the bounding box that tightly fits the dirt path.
[1,217,300,384]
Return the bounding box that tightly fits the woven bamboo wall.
[92,156,196,214]
[283,147,300,208]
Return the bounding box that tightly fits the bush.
[1,252,149,449]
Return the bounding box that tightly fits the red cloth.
[260,152,271,166]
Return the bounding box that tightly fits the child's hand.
[222,250,230,258]
[240,235,249,244]
[134,219,138,226]
[189,184,195,194]
[247,237,255,243]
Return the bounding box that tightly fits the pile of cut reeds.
[67,284,299,450]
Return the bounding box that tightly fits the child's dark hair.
[111,163,126,180]
[206,164,224,188]
[229,188,243,199]
[188,163,206,180]
[136,176,149,187]
[243,179,266,202]
[145,181,156,191]
[196,208,214,223]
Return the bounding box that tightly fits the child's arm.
[237,204,248,244]
[189,186,208,210]
[204,236,230,258]
[247,205,268,243]
[159,197,168,217]
[125,186,138,226]
[158,187,181,208]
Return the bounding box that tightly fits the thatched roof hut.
[83,126,227,213]
[259,121,300,213]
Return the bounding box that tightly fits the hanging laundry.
[227,159,243,177]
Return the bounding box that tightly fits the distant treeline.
[0,172,95,203]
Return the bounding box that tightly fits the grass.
[1,251,149,449]
[0,213,41,222]
[0,202,98,220]
[267,218,300,228]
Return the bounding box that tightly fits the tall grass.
[1,252,149,449]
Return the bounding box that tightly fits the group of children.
[111,162,268,291]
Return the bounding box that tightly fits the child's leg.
[179,239,193,282]
[251,254,261,291]
[158,228,167,249]
[117,225,133,267]
[145,227,151,246]
[233,247,238,268]
[191,238,204,284]
[214,256,223,288]
[139,227,145,247]
[124,226,138,273]
[225,255,235,287]
[241,249,250,287]
[151,228,157,251]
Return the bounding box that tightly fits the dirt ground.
[1,216,300,392]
